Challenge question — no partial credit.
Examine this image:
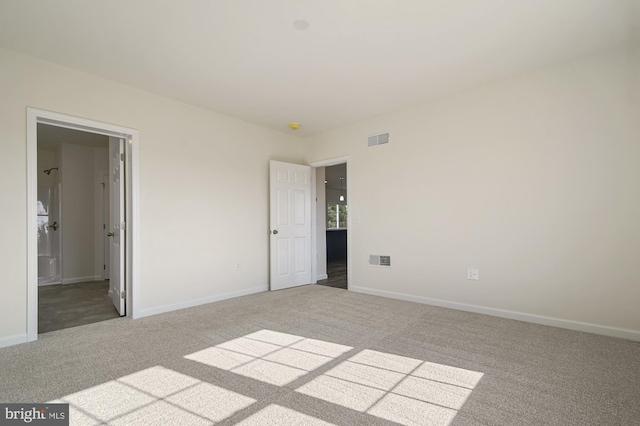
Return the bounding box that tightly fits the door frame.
[26,108,141,341]
[309,156,351,290]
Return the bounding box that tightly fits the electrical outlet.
[467,269,479,280]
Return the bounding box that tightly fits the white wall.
[2,43,636,345]
[60,144,99,283]
[0,47,303,344]
[305,46,640,335]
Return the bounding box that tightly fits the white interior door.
[109,137,125,315]
[270,160,312,290]
[102,173,110,280]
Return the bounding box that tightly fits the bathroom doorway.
[27,108,140,341]
[37,124,119,333]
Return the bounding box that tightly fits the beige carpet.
[1,285,639,425]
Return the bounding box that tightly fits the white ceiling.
[1,1,636,137]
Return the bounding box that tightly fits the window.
[327,204,347,229]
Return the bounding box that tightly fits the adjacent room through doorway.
[317,163,348,289]
[37,124,120,333]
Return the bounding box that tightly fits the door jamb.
[27,108,140,341]
[309,156,351,290]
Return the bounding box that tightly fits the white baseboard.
[138,285,268,319]
[62,275,102,285]
[38,281,62,287]
[0,333,28,349]
[350,286,640,342]
[316,274,328,281]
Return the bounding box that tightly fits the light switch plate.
[467,269,479,280]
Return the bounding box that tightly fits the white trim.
[27,109,38,341]
[0,334,28,349]
[125,135,141,318]
[61,276,103,285]
[38,281,62,287]
[137,285,268,318]
[127,135,141,319]
[316,274,328,281]
[37,114,133,138]
[27,107,140,341]
[310,167,317,284]
[308,156,351,168]
[309,156,351,291]
[350,286,640,342]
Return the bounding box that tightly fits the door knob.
[272,230,278,235]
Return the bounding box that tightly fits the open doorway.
[36,124,120,333]
[316,163,348,289]
[27,108,140,342]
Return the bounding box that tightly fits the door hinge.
[120,153,125,162]
[103,265,106,270]
[103,224,105,230]
[120,222,126,231]
[120,290,126,299]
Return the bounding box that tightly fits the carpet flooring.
[38,281,121,334]
[2,285,639,425]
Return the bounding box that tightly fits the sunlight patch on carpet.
[184,330,352,386]
[48,330,485,425]
[171,329,486,426]
[296,349,484,426]
[50,366,255,425]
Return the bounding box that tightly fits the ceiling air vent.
[367,132,390,147]
[369,255,391,267]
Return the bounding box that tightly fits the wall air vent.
[367,132,390,147]
[369,255,391,267]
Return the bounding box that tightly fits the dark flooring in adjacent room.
[317,260,347,289]
[38,280,121,334]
